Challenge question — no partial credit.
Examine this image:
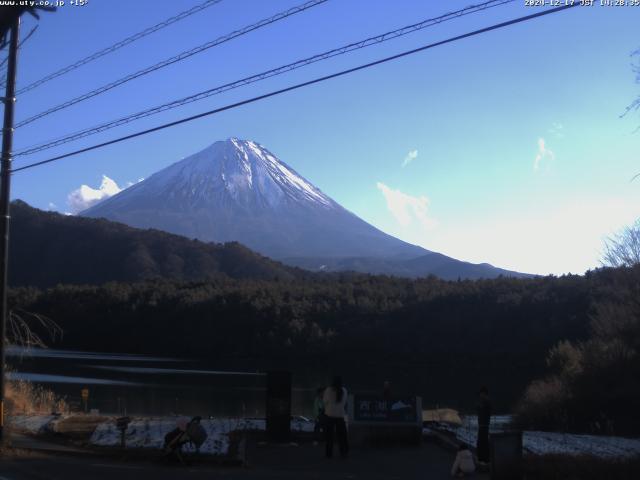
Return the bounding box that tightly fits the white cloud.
[402,149,418,168]
[47,202,57,211]
[549,122,564,138]
[376,182,435,229]
[67,175,123,214]
[534,137,555,171]
[126,178,145,188]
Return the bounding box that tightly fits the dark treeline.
[516,265,640,435]
[10,268,617,415]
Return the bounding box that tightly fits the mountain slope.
[83,138,529,279]
[9,201,299,287]
[83,138,427,260]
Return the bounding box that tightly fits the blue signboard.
[353,395,418,423]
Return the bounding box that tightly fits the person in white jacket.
[451,444,476,477]
[322,376,349,458]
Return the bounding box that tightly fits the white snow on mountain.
[247,140,325,202]
[107,138,335,212]
[81,137,526,278]
[229,138,332,208]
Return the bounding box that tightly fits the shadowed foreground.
[1,441,489,479]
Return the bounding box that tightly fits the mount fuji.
[83,138,527,279]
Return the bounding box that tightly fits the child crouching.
[451,443,476,477]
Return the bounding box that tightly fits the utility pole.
[0,14,20,443]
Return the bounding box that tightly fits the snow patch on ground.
[291,416,315,433]
[523,431,640,458]
[427,415,640,459]
[9,414,61,434]
[90,416,314,456]
[90,418,232,455]
[10,413,314,457]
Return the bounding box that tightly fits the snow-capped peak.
[81,137,432,263]
[214,138,333,208]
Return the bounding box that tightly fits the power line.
[0,24,37,69]
[0,25,39,145]
[1,0,225,93]
[0,24,38,134]
[11,4,578,175]
[14,0,515,158]
[14,0,329,129]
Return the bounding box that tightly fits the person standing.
[323,376,349,459]
[476,386,492,465]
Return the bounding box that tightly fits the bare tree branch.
[7,308,62,352]
[601,219,640,268]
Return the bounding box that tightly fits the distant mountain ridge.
[286,254,525,281]
[82,138,530,279]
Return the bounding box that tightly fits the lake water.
[7,346,514,416]
[7,346,282,417]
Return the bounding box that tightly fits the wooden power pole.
[0,14,20,443]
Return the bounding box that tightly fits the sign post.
[81,387,89,413]
[116,416,131,449]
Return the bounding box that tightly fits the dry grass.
[52,415,105,441]
[5,379,68,416]
[422,408,462,425]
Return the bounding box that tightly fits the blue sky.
[8,0,640,275]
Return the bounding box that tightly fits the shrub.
[6,379,68,416]
[517,274,640,434]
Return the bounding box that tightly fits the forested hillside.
[10,269,609,412]
[9,200,300,286]
[517,265,640,435]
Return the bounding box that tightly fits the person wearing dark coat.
[476,386,492,465]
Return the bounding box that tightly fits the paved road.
[10,434,86,454]
[0,442,490,479]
